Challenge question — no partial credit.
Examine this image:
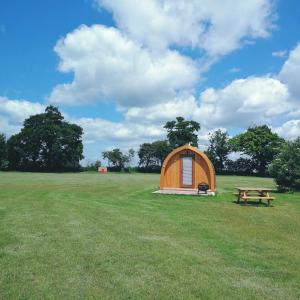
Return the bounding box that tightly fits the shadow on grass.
[232,200,273,207]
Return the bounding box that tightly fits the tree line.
[103,116,299,191]
[0,108,299,191]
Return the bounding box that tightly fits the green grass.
[0,172,299,299]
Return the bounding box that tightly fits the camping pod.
[160,144,216,192]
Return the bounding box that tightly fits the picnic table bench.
[234,187,275,206]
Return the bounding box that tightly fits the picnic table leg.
[258,191,263,204]
[243,191,247,205]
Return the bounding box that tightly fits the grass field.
[0,172,299,299]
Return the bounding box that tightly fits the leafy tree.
[269,138,300,191]
[102,149,122,168]
[138,140,170,168]
[102,148,135,169]
[230,125,284,176]
[205,129,231,173]
[138,143,154,168]
[0,133,8,170]
[7,106,84,172]
[164,117,200,148]
[151,140,170,166]
[225,158,253,175]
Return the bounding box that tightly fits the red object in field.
[98,167,108,173]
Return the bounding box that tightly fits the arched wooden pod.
[160,144,216,192]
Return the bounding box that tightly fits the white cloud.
[194,44,300,131]
[124,94,198,123]
[274,119,300,140]
[0,97,44,122]
[44,31,300,160]
[97,0,274,56]
[272,50,287,58]
[229,67,241,73]
[0,118,20,137]
[75,117,164,144]
[49,24,198,107]
[49,1,276,108]
[196,76,290,128]
[123,75,292,131]
[279,43,300,102]
[13,1,299,161]
[0,97,45,136]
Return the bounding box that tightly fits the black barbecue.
[198,182,210,194]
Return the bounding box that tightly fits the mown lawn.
[0,172,299,299]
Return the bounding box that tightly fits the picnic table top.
[235,187,273,192]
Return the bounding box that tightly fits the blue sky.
[1,0,300,163]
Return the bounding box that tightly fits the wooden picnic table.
[235,187,275,206]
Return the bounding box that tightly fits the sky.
[0,0,300,164]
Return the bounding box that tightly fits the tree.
[102,149,122,168]
[164,117,200,148]
[269,138,300,191]
[138,140,170,168]
[151,140,170,166]
[138,143,154,168]
[205,129,231,173]
[102,148,135,169]
[7,105,84,172]
[0,133,8,170]
[230,125,284,176]
[225,158,253,175]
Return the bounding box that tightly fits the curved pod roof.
[160,144,216,191]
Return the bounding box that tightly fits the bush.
[269,138,300,191]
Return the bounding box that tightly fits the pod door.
[181,155,194,188]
